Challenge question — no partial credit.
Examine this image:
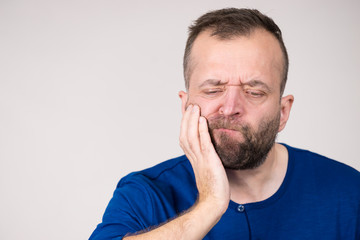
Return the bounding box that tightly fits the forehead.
[188,29,284,90]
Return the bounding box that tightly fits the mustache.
[207,115,249,132]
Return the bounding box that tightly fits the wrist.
[193,198,229,222]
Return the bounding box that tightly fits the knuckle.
[201,144,209,153]
[179,140,188,151]
[179,135,186,143]
[200,142,206,151]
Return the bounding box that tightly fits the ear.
[278,95,294,132]
[178,91,188,114]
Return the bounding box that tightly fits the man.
[90,8,360,239]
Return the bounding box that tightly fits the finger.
[179,104,197,160]
[186,105,201,153]
[198,116,216,154]
[180,104,192,144]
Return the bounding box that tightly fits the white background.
[0,0,359,239]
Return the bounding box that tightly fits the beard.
[208,112,280,170]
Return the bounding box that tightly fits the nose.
[219,86,244,117]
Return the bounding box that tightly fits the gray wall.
[0,0,359,239]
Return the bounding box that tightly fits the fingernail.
[199,116,205,123]
[186,104,193,111]
[192,105,199,112]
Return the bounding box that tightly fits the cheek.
[256,104,281,125]
[190,97,220,118]
[199,103,217,117]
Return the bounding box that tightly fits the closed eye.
[203,88,225,95]
[245,89,266,98]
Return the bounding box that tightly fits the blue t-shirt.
[90,144,360,239]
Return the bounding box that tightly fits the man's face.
[180,29,292,170]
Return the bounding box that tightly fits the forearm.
[124,201,226,240]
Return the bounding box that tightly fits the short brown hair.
[183,8,289,95]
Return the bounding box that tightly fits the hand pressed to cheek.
[187,105,201,147]
[180,103,217,158]
[180,104,204,160]
[179,103,230,209]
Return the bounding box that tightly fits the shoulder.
[91,156,193,238]
[285,144,360,177]
[105,155,195,224]
[284,144,360,194]
[114,155,196,204]
[118,155,193,188]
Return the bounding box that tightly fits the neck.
[226,143,288,204]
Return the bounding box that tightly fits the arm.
[124,201,224,240]
[124,105,230,239]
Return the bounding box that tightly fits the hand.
[123,105,230,240]
[179,104,230,212]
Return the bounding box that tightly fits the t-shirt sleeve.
[89,176,154,240]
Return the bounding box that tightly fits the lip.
[214,128,239,133]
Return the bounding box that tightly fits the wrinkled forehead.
[188,29,284,91]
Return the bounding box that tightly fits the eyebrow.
[198,79,228,88]
[243,80,272,92]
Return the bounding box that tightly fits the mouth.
[213,128,242,136]
[212,128,245,143]
[214,127,239,132]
